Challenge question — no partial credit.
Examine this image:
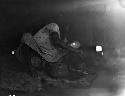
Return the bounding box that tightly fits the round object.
[70,41,80,49]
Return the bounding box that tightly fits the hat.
[43,23,60,38]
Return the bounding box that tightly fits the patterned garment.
[21,23,65,62]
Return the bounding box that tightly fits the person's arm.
[50,32,80,52]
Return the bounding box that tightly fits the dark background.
[0,0,114,54]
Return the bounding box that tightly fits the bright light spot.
[96,46,102,52]
[105,0,125,45]
[11,51,15,55]
[72,43,76,46]
[101,52,104,56]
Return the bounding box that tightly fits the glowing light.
[70,41,80,49]
[72,43,76,46]
[101,52,104,56]
[11,51,15,55]
[96,45,102,52]
[9,95,15,96]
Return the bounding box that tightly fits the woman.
[16,23,82,78]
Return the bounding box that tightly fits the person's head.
[45,23,60,38]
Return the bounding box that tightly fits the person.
[19,23,81,63]
[16,23,82,77]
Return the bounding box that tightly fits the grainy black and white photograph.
[0,0,125,96]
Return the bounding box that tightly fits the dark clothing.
[50,32,80,53]
[16,43,46,76]
[50,32,64,48]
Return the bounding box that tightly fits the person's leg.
[26,47,46,78]
[16,43,44,77]
[16,43,32,74]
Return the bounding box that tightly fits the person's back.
[20,23,64,63]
